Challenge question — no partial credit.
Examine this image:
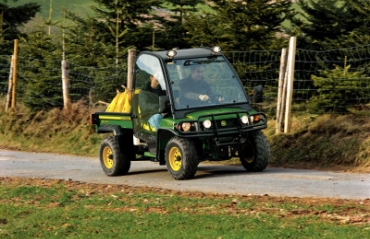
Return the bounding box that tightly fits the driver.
[179,64,222,106]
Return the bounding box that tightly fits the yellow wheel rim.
[244,156,255,164]
[102,146,114,169]
[241,144,254,163]
[168,146,182,172]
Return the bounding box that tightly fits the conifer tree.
[63,13,127,103]
[287,0,367,50]
[0,0,41,101]
[63,0,164,102]
[154,0,205,49]
[89,0,162,52]
[309,64,368,113]
[344,0,370,46]
[0,0,41,54]
[18,25,61,111]
[184,0,293,51]
[64,14,112,68]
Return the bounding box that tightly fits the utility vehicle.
[90,46,270,180]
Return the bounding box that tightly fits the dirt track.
[0,149,369,200]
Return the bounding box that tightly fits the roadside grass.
[1,177,369,239]
[268,113,370,172]
[0,100,105,156]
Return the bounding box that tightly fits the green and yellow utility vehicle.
[90,46,270,180]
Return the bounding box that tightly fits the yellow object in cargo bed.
[106,88,138,113]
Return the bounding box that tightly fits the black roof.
[140,47,220,61]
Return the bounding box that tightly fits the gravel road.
[0,149,369,200]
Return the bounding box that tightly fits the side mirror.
[253,85,263,103]
[159,95,170,113]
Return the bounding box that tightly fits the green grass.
[10,0,210,21]
[1,178,369,239]
[8,0,94,19]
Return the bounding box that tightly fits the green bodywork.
[90,47,268,164]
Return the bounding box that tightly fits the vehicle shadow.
[126,168,168,176]
[194,165,255,179]
[125,163,306,179]
[193,164,307,180]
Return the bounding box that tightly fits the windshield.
[166,56,248,109]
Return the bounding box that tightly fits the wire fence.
[1,44,370,114]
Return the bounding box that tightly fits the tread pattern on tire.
[99,135,132,176]
[240,131,270,172]
[165,137,198,180]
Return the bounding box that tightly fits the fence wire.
[1,45,370,114]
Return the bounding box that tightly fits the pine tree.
[309,64,368,113]
[64,13,112,67]
[18,25,61,111]
[63,14,128,103]
[64,0,161,60]
[0,0,41,54]
[287,0,367,50]
[184,0,293,51]
[183,12,230,48]
[344,0,370,46]
[90,0,162,51]
[62,1,168,104]
[153,0,205,49]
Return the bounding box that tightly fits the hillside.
[10,1,299,22]
[9,0,94,20]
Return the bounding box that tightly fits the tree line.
[1,0,370,112]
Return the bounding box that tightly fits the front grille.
[197,111,267,135]
[215,118,239,128]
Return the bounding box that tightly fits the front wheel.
[239,131,270,172]
[165,137,198,180]
[99,135,132,176]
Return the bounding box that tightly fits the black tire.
[99,135,132,176]
[165,137,198,180]
[239,131,270,172]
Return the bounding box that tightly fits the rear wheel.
[165,137,198,180]
[239,131,270,172]
[99,135,132,176]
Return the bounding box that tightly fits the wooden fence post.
[127,49,136,90]
[276,48,288,134]
[11,39,18,109]
[5,55,14,111]
[62,60,71,112]
[284,37,297,133]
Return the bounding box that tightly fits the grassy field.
[8,0,94,19]
[1,177,369,239]
[9,0,209,20]
[10,0,298,22]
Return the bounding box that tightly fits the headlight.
[181,122,191,132]
[167,49,177,59]
[202,119,212,129]
[212,46,221,54]
[240,115,249,125]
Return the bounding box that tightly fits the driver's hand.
[199,94,209,101]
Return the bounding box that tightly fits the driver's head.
[149,75,160,89]
[190,65,204,81]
